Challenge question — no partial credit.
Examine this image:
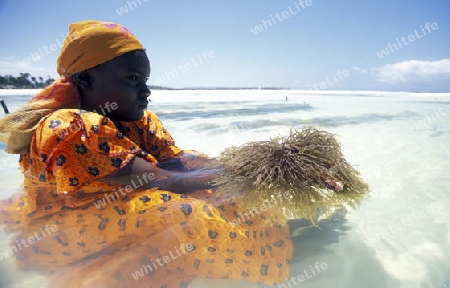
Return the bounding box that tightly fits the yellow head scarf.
[0,20,144,154]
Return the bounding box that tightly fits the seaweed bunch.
[213,127,369,222]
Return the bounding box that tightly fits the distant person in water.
[0,99,9,114]
[0,20,292,287]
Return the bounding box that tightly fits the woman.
[0,21,292,287]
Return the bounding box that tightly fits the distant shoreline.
[0,85,290,91]
[0,89,449,98]
[150,87,291,90]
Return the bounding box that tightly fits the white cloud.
[373,59,450,84]
[351,66,368,73]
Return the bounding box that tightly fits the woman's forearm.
[102,157,179,189]
[159,152,219,171]
[101,156,220,193]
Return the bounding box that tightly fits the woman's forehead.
[117,50,148,63]
[104,50,150,72]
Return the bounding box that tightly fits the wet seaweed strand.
[214,127,370,222]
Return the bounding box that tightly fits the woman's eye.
[129,75,141,82]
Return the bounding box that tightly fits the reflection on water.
[0,176,294,288]
[289,208,350,260]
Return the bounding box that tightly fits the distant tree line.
[0,73,55,89]
[0,73,290,90]
[0,73,171,90]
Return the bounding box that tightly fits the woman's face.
[81,50,151,121]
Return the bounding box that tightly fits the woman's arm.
[158,151,218,171]
[102,157,220,193]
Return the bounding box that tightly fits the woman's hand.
[156,167,222,193]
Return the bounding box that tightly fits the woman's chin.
[128,110,145,121]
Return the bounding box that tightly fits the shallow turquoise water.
[0,90,449,288]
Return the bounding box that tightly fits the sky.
[0,0,449,92]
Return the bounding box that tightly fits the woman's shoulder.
[47,109,158,121]
[41,109,160,132]
[38,109,117,139]
[40,109,112,128]
[45,109,105,121]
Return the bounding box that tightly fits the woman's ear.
[71,71,92,90]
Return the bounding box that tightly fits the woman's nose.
[139,85,151,98]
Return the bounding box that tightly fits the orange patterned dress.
[0,109,293,287]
